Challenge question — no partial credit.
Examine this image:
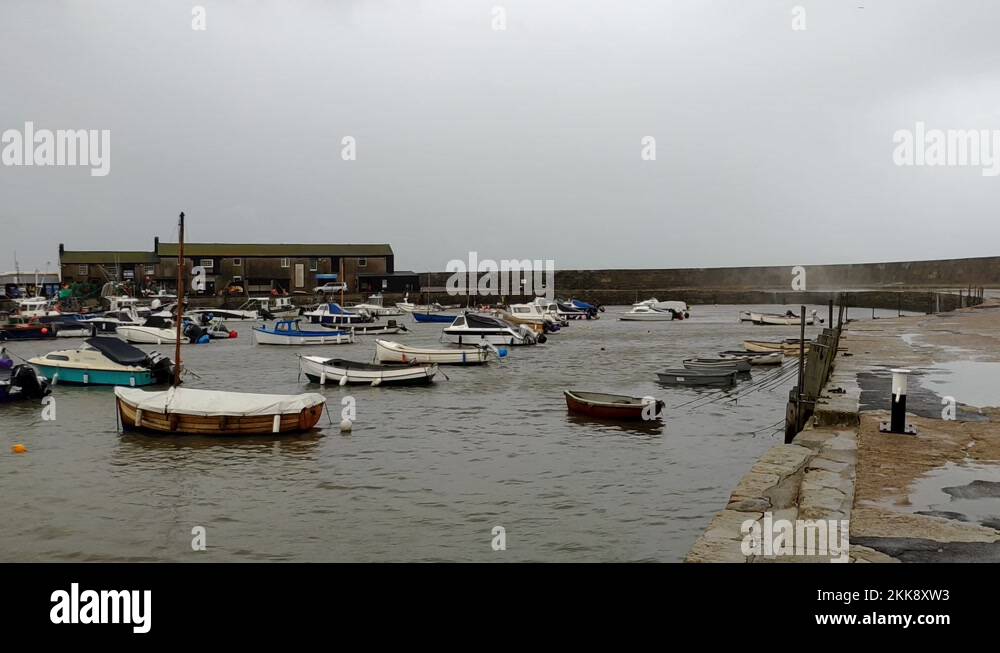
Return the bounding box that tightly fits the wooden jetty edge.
[687,299,1000,563]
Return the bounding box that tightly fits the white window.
[281,258,290,268]
[145,265,155,275]
[309,258,318,272]
[357,257,367,268]
[200,259,214,270]
[77,264,88,275]
[105,265,118,277]
[123,269,135,280]
[233,258,242,266]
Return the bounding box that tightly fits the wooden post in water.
[797,304,806,430]
[173,211,185,387]
[828,298,833,327]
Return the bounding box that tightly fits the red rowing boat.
[564,390,664,422]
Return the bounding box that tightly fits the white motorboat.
[530,299,571,326]
[442,313,538,346]
[299,355,437,386]
[635,298,690,315]
[116,315,182,344]
[302,302,371,325]
[28,337,174,386]
[374,339,494,365]
[186,307,263,324]
[349,293,403,317]
[14,297,63,319]
[116,316,208,345]
[619,305,680,321]
[396,293,449,314]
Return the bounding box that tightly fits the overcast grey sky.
[2,0,999,274]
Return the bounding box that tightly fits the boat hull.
[682,358,752,372]
[717,351,783,365]
[375,339,489,365]
[300,355,437,385]
[743,340,811,355]
[116,396,324,435]
[442,331,533,346]
[656,370,736,386]
[564,390,663,421]
[253,328,353,345]
[412,313,459,324]
[33,364,157,386]
[116,326,181,344]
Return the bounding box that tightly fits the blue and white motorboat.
[253,320,354,346]
[302,303,371,325]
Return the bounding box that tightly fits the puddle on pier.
[903,462,1000,530]
[920,360,1000,408]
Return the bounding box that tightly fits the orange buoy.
[11,444,27,454]
[40,327,49,335]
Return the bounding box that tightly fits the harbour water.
[1,304,911,562]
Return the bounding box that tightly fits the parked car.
[315,282,348,293]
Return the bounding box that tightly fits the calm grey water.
[1,304,905,562]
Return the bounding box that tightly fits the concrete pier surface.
[687,301,1000,563]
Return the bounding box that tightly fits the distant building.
[0,271,61,298]
[58,239,415,296]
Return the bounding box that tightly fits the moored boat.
[717,350,784,365]
[253,319,353,345]
[299,355,437,386]
[1,349,51,402]
[412,311,460,324]
[682,358,751,372]
[656,368,737,386]
[442,313,538,346]
[28,337,174,386]
[115,386,326,435]
[0,321,57,341]
[374,339,494,365]
[743,339,812,355]
[619,305,680,321]
[564,390,663,421]
[336,320,408,336]
[303,302,371,325]
[752,310,817,326]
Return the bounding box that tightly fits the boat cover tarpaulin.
[115,387,325,416]
[465,313,506,329]
[85,337,148,366]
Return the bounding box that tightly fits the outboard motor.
[11,365,50,399]
[147,352,175,384]
[183,322,207,343]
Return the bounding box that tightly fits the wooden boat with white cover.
[115,386,326,435]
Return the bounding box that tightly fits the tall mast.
[173,212,185,387]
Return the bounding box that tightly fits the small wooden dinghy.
[564,390,663,421]
[299,356,438,386]
[374,339,493,365]
[682,358,751,372]
[115,386,326,435]
[656,368,737,386]
[743,339,811,355]
[717,350,783,365]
